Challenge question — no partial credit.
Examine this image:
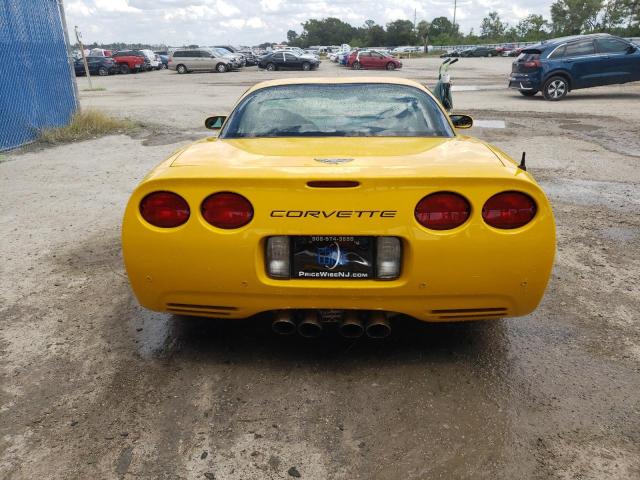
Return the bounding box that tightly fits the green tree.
[429,16,458,44]
[366,25,387,46]
[286,30,300,46]
[601,0,639,31]
[516,14,550,41]
[416,20,430,52]
[385,19,416,46]
[550,0,603,34]
[298,18,356,47]
[480,11,507,40]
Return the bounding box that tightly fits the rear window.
[221,83,454,139]
[517,51,541,62]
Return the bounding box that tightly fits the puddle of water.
[473,120,506,129]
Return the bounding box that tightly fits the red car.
[111,50,147,74]
[348,50,402,70]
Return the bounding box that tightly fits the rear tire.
[519,90,538,97]
[119,64,130,74]
[98,66,108,76]
[266,63,276,71]
[176,64,187,74]
[352,61,361,69]
[543,76,569,101]
[216,62,227,73]
[386,62,396,70]
[302,62,311,71]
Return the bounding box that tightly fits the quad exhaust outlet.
[271,310,392,338]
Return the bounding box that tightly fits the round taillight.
[415,192,471,230]
[201,192,253,229]
[139,191,190,228]
[482,191,536,229]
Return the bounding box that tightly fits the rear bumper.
[122,178,556,323]
[508,73,541,91]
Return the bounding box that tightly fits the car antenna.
[519,152,527,171]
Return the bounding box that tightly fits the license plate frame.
[291,236,375,280]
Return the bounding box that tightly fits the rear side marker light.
[201,192,253,229]
[415,192,471,230]
[140,191,190,228]
[482,191,536,229]
[266,236,290,278]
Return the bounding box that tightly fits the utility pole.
[74,25,92,90]
[453,0,458,33]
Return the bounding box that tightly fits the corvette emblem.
[314,158,354,164]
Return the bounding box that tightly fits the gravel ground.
[1,57,639,479]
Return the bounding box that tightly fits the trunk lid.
[169,137,509,179]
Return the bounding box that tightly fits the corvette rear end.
[122,78,555,334]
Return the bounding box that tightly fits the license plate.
[292,236,374,279]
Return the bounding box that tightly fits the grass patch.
[82,86,106,92]
[37,110,139,145]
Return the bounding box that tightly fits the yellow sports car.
[122,77,555,338]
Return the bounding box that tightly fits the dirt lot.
[1,57,639,479]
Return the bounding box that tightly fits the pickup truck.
[111,50,147,74]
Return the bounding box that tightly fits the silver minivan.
[169,49,230,73]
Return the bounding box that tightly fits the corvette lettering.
[270,210,397,218]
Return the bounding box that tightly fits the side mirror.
[627,45,637,54]
[205,115,227,130]
[450,114,473,129]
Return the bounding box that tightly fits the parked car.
[169,49,231,73]
[140,49,161,70]
[155,53,169,69]
[507,47,523,57]
[440,49,463,58]
[122,78,556,333]
[214,45,246,67]
[348,50,402,70]
[74,56,118,76]
[275,46,319,61]
[339,51,352,65]
[258,51,320,71]
[112,50,147,74]
[460,47,499,57]
[239,49,258,66]
[89,48,113,57]
[509,33,640,100]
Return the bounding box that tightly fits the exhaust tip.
[298,311,323,338]
[339,312,364,338]
[365,312,391,338]
[272,311,296,335]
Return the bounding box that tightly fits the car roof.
[533,32,616,49]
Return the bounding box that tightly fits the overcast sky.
[65,0,555,46]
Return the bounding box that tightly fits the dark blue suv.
[509,33,640,101]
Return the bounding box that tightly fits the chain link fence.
[0,0,78,151]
